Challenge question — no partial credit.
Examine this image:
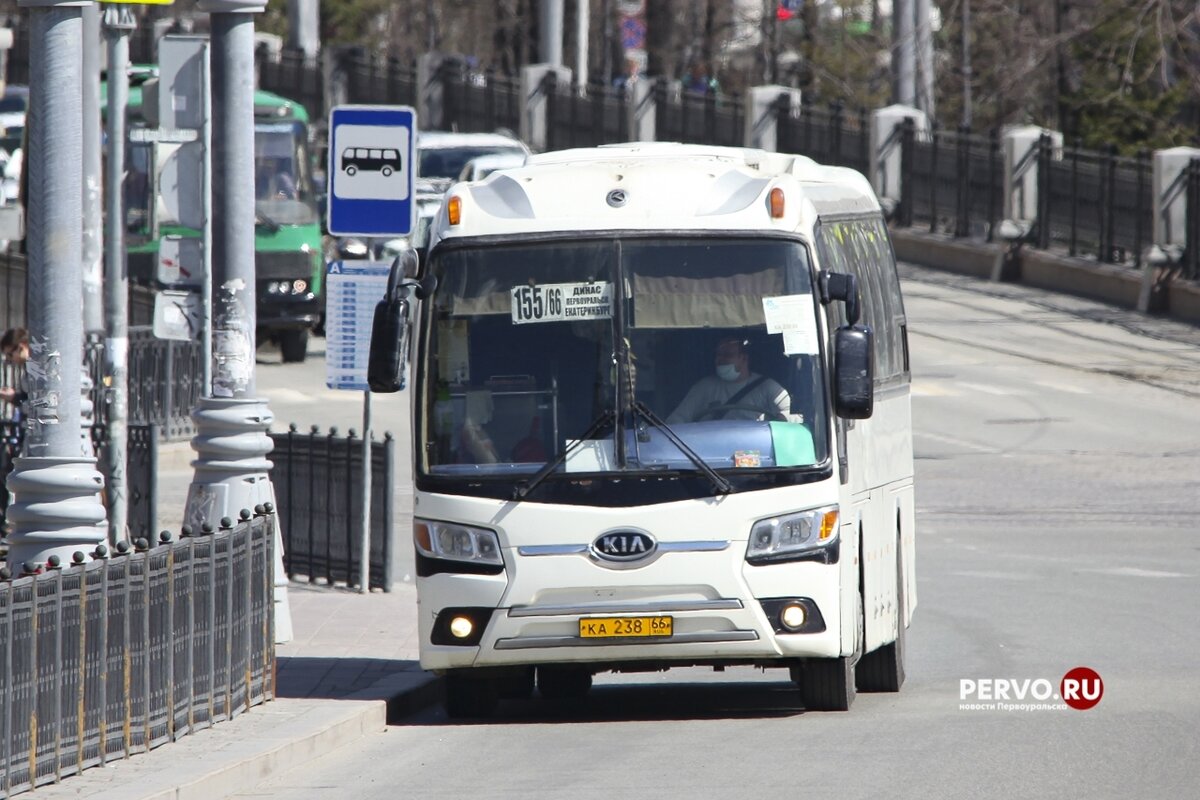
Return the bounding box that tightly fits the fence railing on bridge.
[0,512,276,797]
[269,425,395,591]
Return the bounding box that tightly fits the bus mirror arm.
[818,271,861,326]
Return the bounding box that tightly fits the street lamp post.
[6,0,107,569]
[186,0,292,641]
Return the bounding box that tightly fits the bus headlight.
[745,506,839,563]
[414,518,503,567]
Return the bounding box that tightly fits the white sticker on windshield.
[763,294,819,354]
[511,282,613,324]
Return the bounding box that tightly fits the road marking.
[910,381,957,397]
[1078,567,1191,579]
[1030,379,1091,395]
[913,430,996,454]
[957,381,1025,396]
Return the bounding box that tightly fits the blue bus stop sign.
[327,105,417,237]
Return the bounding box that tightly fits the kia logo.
[591,530,656,563]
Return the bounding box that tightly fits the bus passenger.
[667,337,789,424]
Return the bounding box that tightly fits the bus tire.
[381,165,393,177]
[796,656,856,711]
[857,537,906,693]
[279,329,309,363]
[443,671,498,719]
[537,666,592,700]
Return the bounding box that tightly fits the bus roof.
[433,142,881,244]
[101,66,310,124]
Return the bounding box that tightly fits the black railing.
[269,426,395,590]
[258,51,325,122]
[121,327,204,440]
[904,126,1004,241]
[545,80,630,151]
[655,80,744,148]
[440,63,522,136]
[1,423,159,545]
[0,252,25,334]
[345,54,418,110]
[0,513,275,797]
[778,101,872,176]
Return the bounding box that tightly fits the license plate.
[578,616,673,639]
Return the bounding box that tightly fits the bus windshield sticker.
[511,282,613,325]
[763,294,818,354]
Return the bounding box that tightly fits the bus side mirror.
[368,294,409,393]
[834,325,873,419]
[819,271,861,326]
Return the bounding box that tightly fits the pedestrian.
[0,326,28,413]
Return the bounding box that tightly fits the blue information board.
[325,260,392,391]
[327,105,417,237]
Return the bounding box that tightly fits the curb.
[37,671,442,800]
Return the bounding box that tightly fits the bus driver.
[667,337,790,424]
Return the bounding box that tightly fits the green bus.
[106,69,325,362]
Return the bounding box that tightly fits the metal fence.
[0,513,275,797]
[0,253,25,334]
[1,423,159,545]
[258,51,325,123]
[779,101,872,176]
[441,65,522,137]
[269,425,395,590]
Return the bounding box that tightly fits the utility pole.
[7,0,107,569]
[103,5,135,546]
[575,0,588,86]
[82,4,103,337]
[892,0,915,107]
[286,0,319,60]
[541,0,563,66]
[914,0,934,120]
[186,0,292,641]
[962,0,972,128]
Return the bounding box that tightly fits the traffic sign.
[327,105,417,238]
[325,260,392,391]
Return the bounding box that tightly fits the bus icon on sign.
[342,147,401,177]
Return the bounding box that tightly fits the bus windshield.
[254,121,319,225]
[422,236,828,482]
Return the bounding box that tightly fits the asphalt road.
[235,263,1200,799]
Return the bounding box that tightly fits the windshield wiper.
[514,409,615,500]
[632,401,733,495]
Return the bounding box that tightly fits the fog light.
[780,604,806,631]
[449,616,474,639]
[292,279,308,293]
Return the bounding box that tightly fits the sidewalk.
[30,581,439,800]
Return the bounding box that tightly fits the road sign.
[325,260,392,391]
[327,105,417,238]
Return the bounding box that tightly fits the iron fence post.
[1187,159,1200,281]
[306,425,316,583]
[1069,138,1080,257]
[899,119,915,228]
[956,124,970,237]
[987,128,999,242]
[929,123,939,233]
[345,429,356,587]
[1037,134,1052,250]
[1134,149,1148,268]
[1103,144,1118,263]
[830,101,843,164]
[382,432,395,590]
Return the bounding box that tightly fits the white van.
[370,142,916,717]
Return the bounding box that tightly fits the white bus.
[369,143,916,716]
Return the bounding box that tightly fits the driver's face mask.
[716,363,740,382]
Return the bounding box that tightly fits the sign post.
[325,261,392,593]
[325,104,416,593]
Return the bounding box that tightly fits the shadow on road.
[399,677,809,726]
[276,655,424,701]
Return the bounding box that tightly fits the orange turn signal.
[819,509,839,540]
[768,187,785,219]
[447,195,462,225]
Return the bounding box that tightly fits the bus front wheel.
[279,330,309,364]
[444,671,498,719]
